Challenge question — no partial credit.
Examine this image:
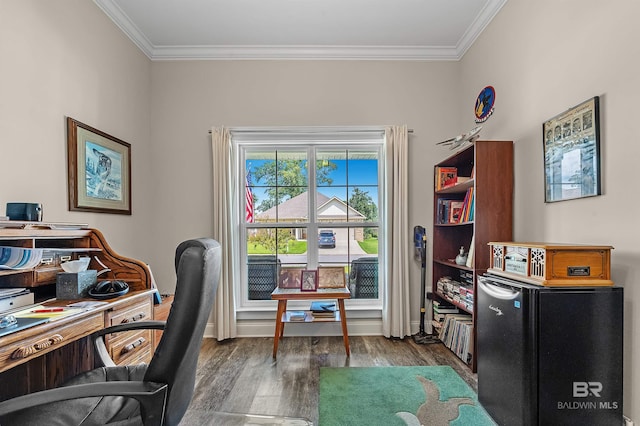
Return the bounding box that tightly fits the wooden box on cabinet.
[488,242,613,286]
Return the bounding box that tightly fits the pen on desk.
[31,308,65,313]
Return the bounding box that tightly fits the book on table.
[310,301,336,318]
[288,311,307,321]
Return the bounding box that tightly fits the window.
[233,129,384,309]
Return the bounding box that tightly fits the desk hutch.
[0,224,156,401]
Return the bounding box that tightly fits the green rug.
[319,366,496,426]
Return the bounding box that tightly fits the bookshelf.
[432,141,513,372]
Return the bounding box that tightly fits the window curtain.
[211,127,237,340]
[382,125,411,338]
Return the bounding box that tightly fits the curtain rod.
[208,128,413,134]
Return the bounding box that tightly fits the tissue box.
[56,270,97,299]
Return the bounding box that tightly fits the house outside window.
[233,130,384,310]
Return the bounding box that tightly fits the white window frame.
[231,127,386,313]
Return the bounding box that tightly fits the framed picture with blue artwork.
[67,117,132,214]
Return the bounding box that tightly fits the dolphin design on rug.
[396,375,475,426]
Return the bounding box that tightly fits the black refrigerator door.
[477,276,535,426]
[537,288,623,425]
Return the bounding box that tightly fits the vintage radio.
[488,242,613,286]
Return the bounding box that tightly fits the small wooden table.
[271,287,351,358]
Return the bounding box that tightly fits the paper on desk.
[66,301,108,309]
[0,247,44,270]
[13,305,83,321]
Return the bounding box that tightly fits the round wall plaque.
[475,86,495,123]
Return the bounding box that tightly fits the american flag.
[245,171,254,223]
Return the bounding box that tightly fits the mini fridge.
[477,273,623,426]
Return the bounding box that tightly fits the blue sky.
[246,158,379,212]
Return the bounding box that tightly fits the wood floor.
[182,336,477,425]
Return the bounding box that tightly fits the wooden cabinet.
[432,141,513,372]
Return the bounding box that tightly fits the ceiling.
[93,0,507,61]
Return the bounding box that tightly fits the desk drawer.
[0,313,103,370]
[104,298,153,365]
[108,330,153,365]
[106,300,152,328]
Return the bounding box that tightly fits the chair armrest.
[0,381,168,425]
[94,320,166,338]
[93,321,166,367]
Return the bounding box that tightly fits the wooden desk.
[0,225,156,401]
[0,290,155,374]
[271,287,351,358]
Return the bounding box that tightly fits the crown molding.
[149,45,460,61]
[456,0,507,58]
[94,0,507,61]
[93,0,155,58]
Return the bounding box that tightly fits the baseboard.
[204,318,427,339]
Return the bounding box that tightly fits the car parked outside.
[318,230,336,248]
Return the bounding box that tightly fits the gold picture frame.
[317,266,346,288]
[67,117,132,214]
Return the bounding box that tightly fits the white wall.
[460,0,640,419]
[147,60,461,301]
[0,0,153,258]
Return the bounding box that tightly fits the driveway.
[319,228,366,255]
[278,228,373,265]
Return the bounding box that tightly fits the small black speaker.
[6,203,43,221]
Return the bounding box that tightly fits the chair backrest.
[247,255,280,300]
[349,257,378,298]
[144,238,221,426]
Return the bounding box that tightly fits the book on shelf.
[449,201,464,223]
[437,199,466,224]
[310,301,336,318]
[465,235,475,268]
[438,313,473,364]
[433,299,459,314]
[287,311,307,321]
[459,187,474,223]
[432,320,443,330]
[310,301,335,312]
[435,166,457,191]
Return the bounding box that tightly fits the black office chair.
[0,238,221,426]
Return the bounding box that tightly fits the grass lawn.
[247,240,308,255]
[247,238,377,255]
[358,238,378,254]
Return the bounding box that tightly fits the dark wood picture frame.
[278,267,303,289]
[300,270,318,291]
[542,96,601,203]
[67,117,132,214]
